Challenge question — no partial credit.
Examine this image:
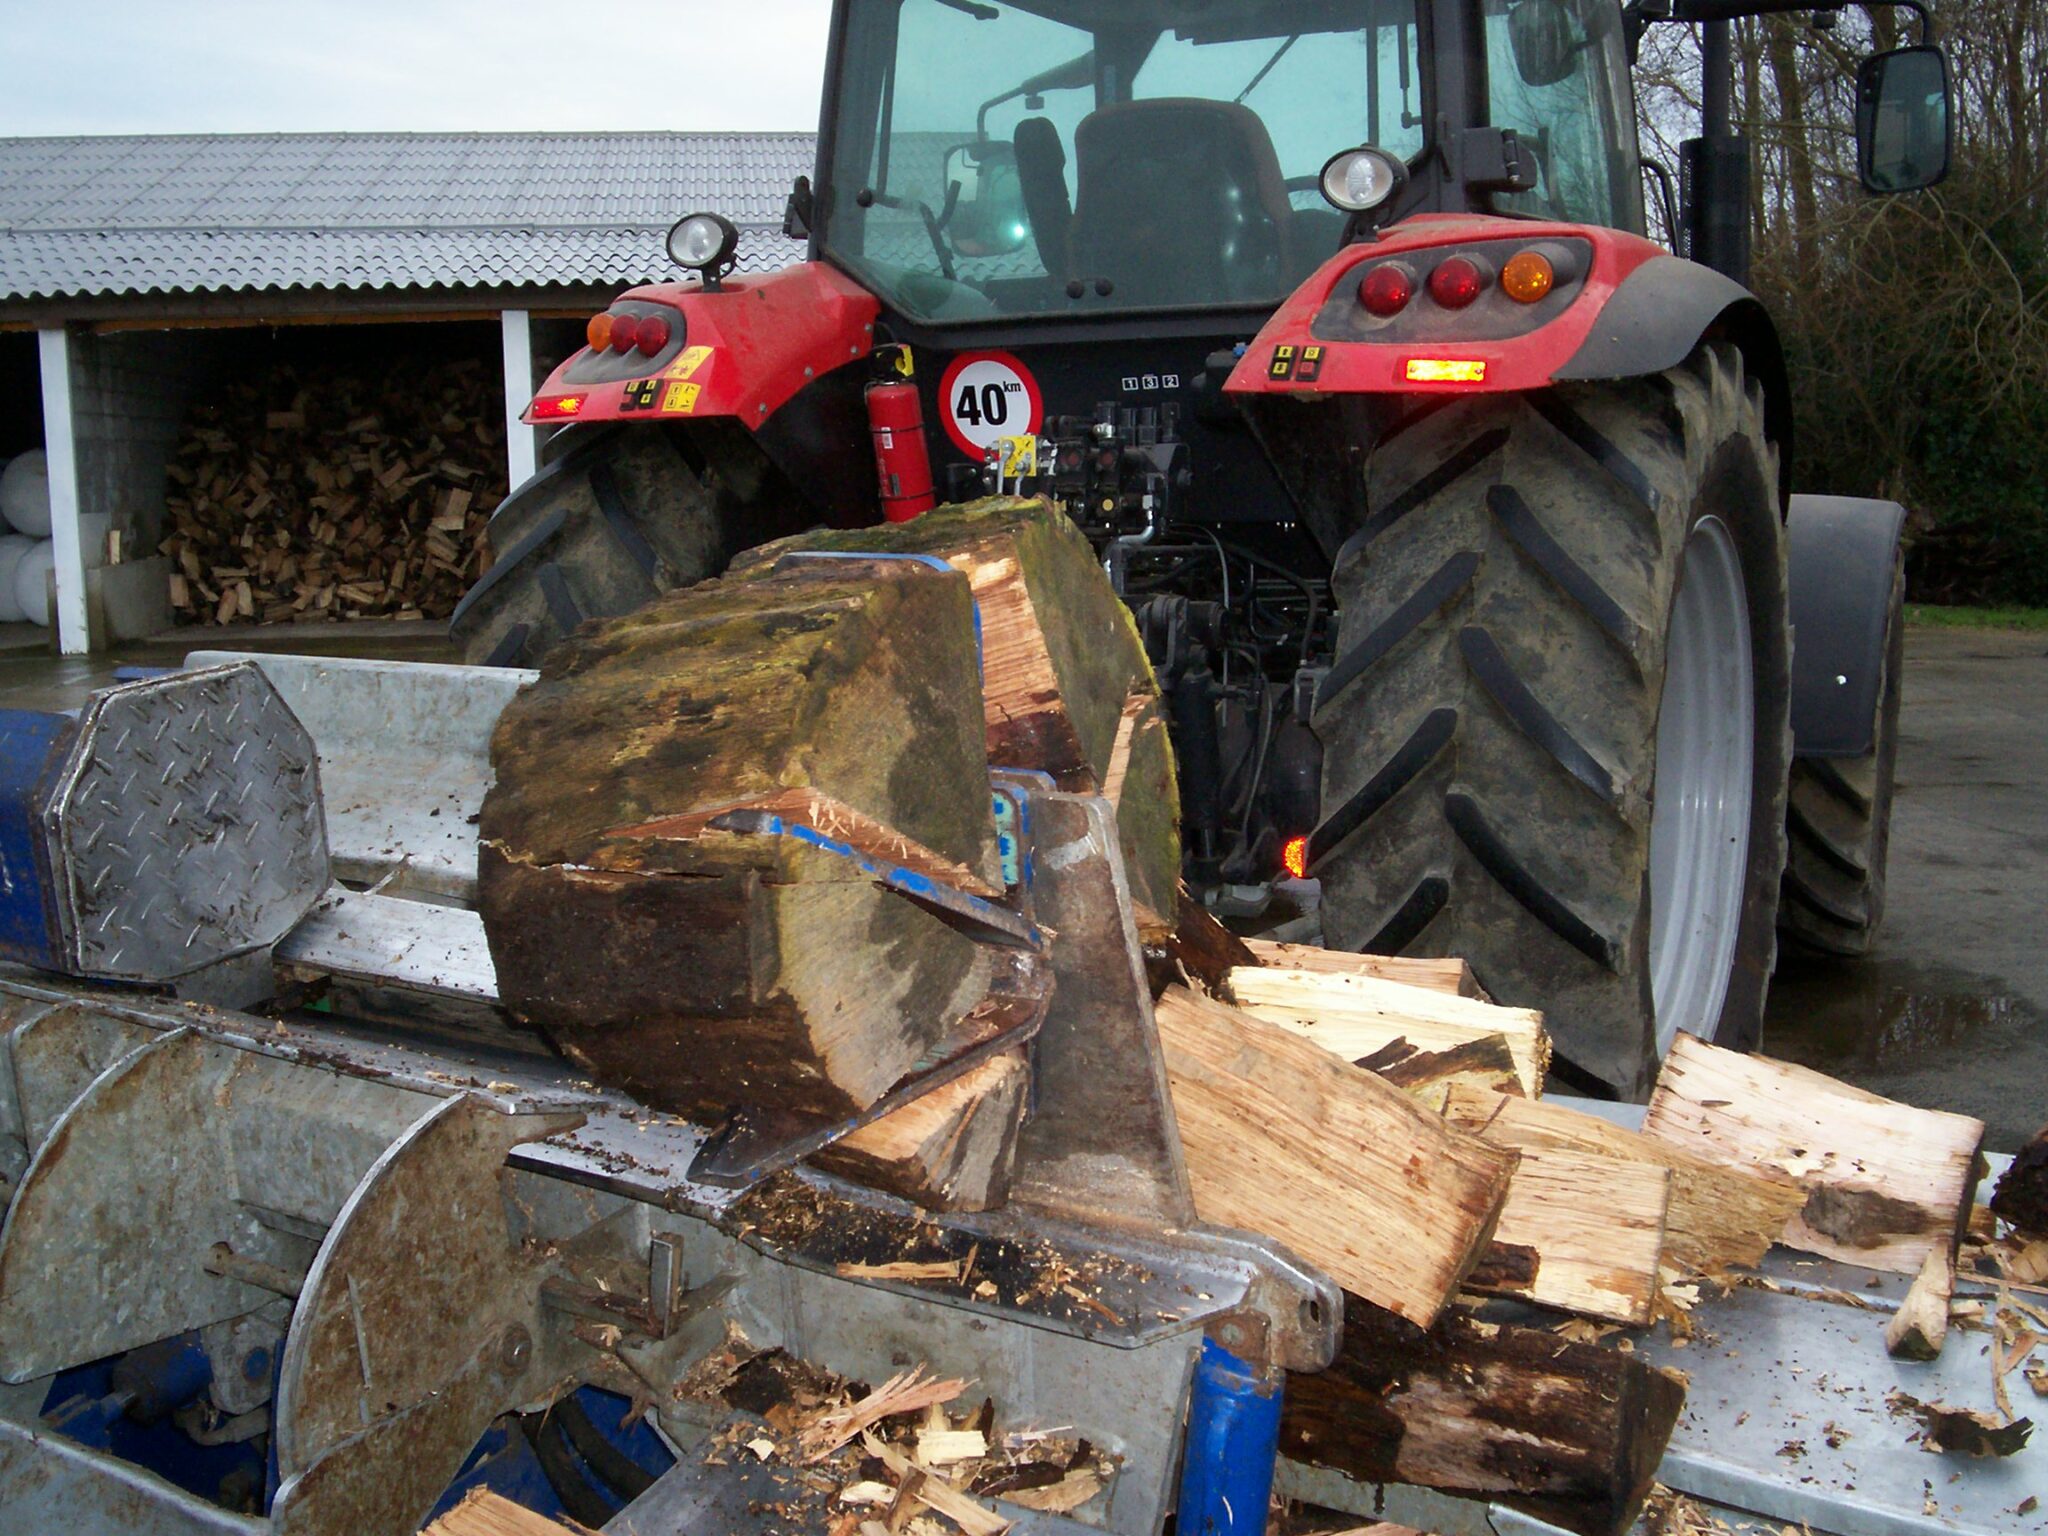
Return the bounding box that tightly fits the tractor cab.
[813,0,1644,329]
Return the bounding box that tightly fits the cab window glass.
[1482,0,1643,231]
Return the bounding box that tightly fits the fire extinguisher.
[866,346,935,523]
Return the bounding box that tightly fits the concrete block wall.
[66,328,230,552]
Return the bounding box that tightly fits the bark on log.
[733,497,1176,932]
[1642,1034,1985,1274]
[1156,985,1516,1327]
[479,561,1000,1125]
[1991,1124,2048,1238]
[1281,1299,1688,1536]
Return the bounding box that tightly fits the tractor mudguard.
[1223,215,1790,480]
[521,261,882,526]
[523,262,879,430]
[1785,494,1908,758]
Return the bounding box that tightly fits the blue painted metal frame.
[0,708,77,971]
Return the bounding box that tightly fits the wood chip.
[835,1259,968,1284]
[799,1367,971,1463]
[860,1431,1010,1536]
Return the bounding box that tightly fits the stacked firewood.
[159,356,508,626]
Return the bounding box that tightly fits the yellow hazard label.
[664,345,714,381]
[661,381,702,414]
[998,434,1038,477]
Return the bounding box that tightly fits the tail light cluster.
[1356,244,1567,319]
[586,309,673,357]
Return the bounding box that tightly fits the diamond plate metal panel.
[41,663,329,980]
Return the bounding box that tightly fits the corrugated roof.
[0,131,818,302]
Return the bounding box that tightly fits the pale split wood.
[603,785,1003,900]
[1886,1243,1955,1360]
[860,1430,1012,1536]
[1225,965,1549,1097]
[1641,1033,1986,1275]
[814,1052,1030,1213]
[1099,692,1151,807]
[1155,985,1517,1327]
[1467,1145,1672,1325]
[1244,938,1479,997]
[1436,1083,1804,1278]
[800,1368,972,1462]
[424,1488,595,1535]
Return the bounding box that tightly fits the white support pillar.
[36,328,90,655]
[500,309,541,489]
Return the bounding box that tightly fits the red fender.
[1224,213,1669,399]
[524,263,881,428]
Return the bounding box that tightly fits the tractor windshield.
[821,0,1428,323]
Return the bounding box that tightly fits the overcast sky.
[0,1,835,136]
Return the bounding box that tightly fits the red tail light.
[1428,256,1485,309]
[609,315,641,353]
[1358,262,1415,317]
[635,314,672,354]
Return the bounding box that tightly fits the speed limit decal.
[938,351,1043,458]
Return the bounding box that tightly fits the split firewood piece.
[1360,1033,1523,1103]
[1465,1146,1672,1326]
[799,1367,971,1462]
[1244,937,1480,998]
[732,497,1174,934]
[480,561,1002,1126]
[425,1488,594,1535]
[812,1052,1031,1213]
[1225,965,1550,1097]
[1991,1122,2048,1237]
[1887,1244,1957,1360]
[1155,986,1516,1327]
[1282,1298,1688,1536]
[1641,1034,1986,1275]
[1145,890,1258,997]
[1437,1084,1805,1278]
[859,1430,1011,1536]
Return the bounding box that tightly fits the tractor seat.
[1067,98,1294,308]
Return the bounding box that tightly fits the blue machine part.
[1176,1338,1284,1536]
[0,707,76,970]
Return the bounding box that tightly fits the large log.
[1437,1083,1804,1278]
[479,560,1002,1125]
[1155,986,1516,1327]
[1641,1033,1985,1274]
[1225,965,1550,1097]
[810,1051,1031,1212]
[1281,1299,1688,1536]
[733,497,1177,931]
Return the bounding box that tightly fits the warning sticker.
[938,351,1044,458]
[664,345,714,381]
[661,381,702,414]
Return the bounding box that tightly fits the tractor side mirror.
[1855,46,1951,193]
[944,142,1032,258]
[1508,0,1582,88]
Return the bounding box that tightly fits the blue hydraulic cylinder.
[1177,1337,1285,1536]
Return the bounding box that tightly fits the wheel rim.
[1649,515,1754,1055]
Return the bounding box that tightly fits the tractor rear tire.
[452,422,798,669]
[1310,343,1792,1098]
[1778,551,1904,955]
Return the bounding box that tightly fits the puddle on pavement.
[1765,952,2030,1070]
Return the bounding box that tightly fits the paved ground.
[1766,625,2048,1150]
[4,618,2043,1147]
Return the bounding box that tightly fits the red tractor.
[452,0,1947,1097]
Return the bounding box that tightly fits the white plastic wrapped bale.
[0,534,32,623]
[0,451,51,537]
[12,540,53,627]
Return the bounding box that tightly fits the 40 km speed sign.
[938,351,1044,458]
